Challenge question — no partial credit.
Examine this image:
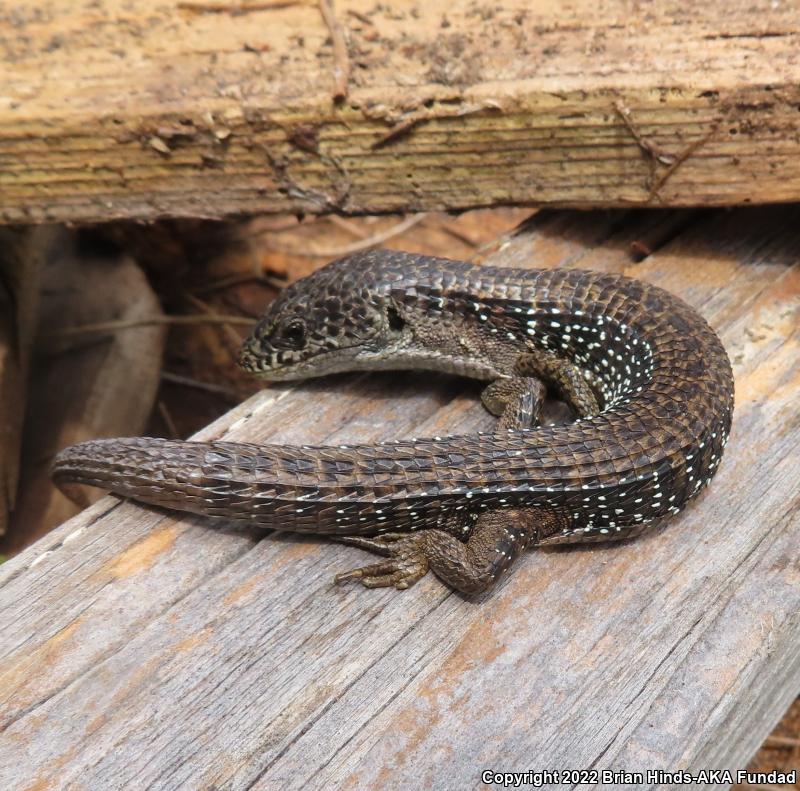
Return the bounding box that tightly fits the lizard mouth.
[238,341,306,380]
[237,338,369,381]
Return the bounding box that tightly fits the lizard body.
[52,250,734,593]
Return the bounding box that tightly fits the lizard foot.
[334,533,429,590]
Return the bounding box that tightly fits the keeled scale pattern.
[53,251,734,545]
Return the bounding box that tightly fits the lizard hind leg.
[334,507,569,594]
[335,369,569,593]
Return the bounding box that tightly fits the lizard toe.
[334,539,430,590]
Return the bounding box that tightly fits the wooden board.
[2,1,800,224]
[1,207,799,789]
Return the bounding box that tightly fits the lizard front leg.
[480,346,600,430]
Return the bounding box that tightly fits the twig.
[327,214,370,239]
[183,292,244,346]
[373,116,421,149]
[648,122,719,200]
[440,224,479,248]
[264,213,427,257]
[318,0,350,101]
[157,401,180,439]
[371,101,501,149]
[245,217,307,236]
[765,734,800,747]
[162,371,243,400]
[191,273,285,295]
[178,0,303,13]
[346,8,374,25]
[614,100,676,165]
[629,239,653,261]
[614,100,720,202]
[47,314,253,339]
[311,213,427,255]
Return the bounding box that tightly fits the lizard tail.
[52,435,430,530]
[51,437,281,522]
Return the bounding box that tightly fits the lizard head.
[238,253,410,380]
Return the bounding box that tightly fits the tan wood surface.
[3,1,800,224]
[1,207,799,789]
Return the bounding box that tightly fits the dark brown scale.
[52,251,734,594]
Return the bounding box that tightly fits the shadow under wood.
[2,230,167,556]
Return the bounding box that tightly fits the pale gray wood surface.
[1,208,798,790]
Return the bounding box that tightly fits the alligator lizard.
[52,250,734,594]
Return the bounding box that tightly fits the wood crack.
[239,592,452,790]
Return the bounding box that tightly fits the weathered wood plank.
[2,1,800,224]
[1,208,798,790]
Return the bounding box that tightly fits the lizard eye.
[277,319,307,349]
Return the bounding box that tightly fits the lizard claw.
[332,532,410,556]
[334,534,429,590]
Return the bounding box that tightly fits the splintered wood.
[1,207,798,788]
[2,0,800,223]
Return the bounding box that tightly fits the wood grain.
[2,1,800,224]
[1,207,798,790]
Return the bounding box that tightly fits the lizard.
[52,250,734,595]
